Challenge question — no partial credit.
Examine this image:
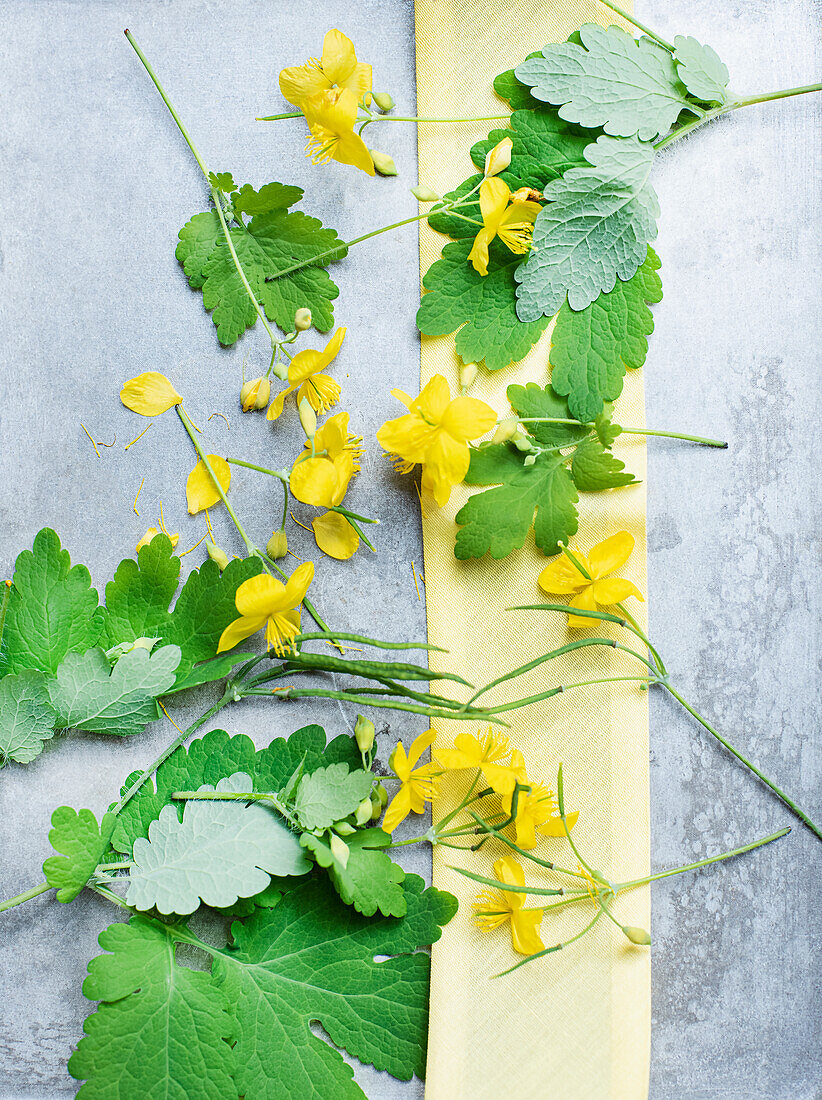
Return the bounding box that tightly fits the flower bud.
[329,833,350,869]
[459,363,478,390]
[266,529,289,559]
[294,307,312,331]
[298,397,317,439]
[372,91,395,112]
[411,184,440,203]
[369,149,398,177]
[493,417,519,444]
[354,714,376,755]
[484,136,512,177]
[335,821,356,836]
[206,540,230,571]
[240,377,271,412]
[355,797,373,826]
[511,186,543,204]
[622,925,652,946]
[370,782,388,821]
[523,454,536,467]
[512,431,534,452]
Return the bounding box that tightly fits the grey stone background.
[0,0,818,1097]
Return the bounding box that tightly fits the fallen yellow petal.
[312,511,359,560]
[186,455,231,514]
[136,527,179,553]
[120,372,182,416]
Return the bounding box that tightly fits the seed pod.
[411,184,440,202]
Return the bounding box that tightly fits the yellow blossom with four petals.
[377,375,496,506]
[268,328,346,422]
[303,88,375,176]
[382,729,442,833]
[217,562,314,656]
[468,178,542,276]
[538,531,644,628]
[279,29,372,108]
[290,411,358,508]
[473,855,545,956]
[502,781,578,850]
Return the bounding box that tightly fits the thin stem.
[494,911,604,977]
[332,510,376,552]
[0,881,51,913]
[557,764,595,876]
[257,111,511,124]
[662,683,822,841]
[734,83,822,108]
[616,826,791,890]
[597,0,674,52]
[124,31,209,178]
[293,631,442,652]
[468,810,586,879]
[112,691,233,815]
[225,457,288,483]
[616,602,666,677]
[514,418,727,447]
[480,675,653,716]
[125,31,279,349]
[249,685,505,723]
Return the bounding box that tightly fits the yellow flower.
[217,561,314,656]
[312,511,359,560]
[382,729,441,833]
[435,727,526,794]
[279,29,372,108]
[136,527,179,553]
[502,781,579,850]
[186,456,232,515]
[303,88,375,176]
[267,329,346,422]
[538,531,644,628]
[468,178,541,276]
[483,136,512,177]
[376,375,496,507]
[120,372,182,416]
[290,412,358,508]
[483,746,529,798]
[473,855,544,956]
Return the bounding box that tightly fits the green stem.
[557,764,595,876]
[0,880,51,913]
[293,631,442,652]
[112,691,234,814]
[616,602,666,677]
[655,83,822,152]
[494,911,604,977]
[480,675,653,716]
[246,685,505,723]
[124,31,280,351]
[596,0,674,52]
[225,457,288,482]
[256,111,511,123]
[513,418,727,447]
[617,826,791,890]
[662,683,822,841]
[331,510,377,552]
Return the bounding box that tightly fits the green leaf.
[493,54,544,109]
[292,762,374,831]
[209,170,237,193]
[328,829,407,918]
[515,24,694,141]
[0,670,57,764]
[214,874,457,1098]
[570,436,637,490]
[507,381,590,447]
[595,406,623,448]
[470,109,590,190]
[516,135,659,321]
[177,198,347,345]
[48,645,180,736]
[103,539,263,689]
[1,528,104,676]
[455,444,578,559]
[69,917,235,1099]
[549,246,662,421]
[111,725,359,857]
[418,238,551,371]
[43,807,116,903]
[127,772,310,915]
[673,36,730,106]
[231,181,304,217]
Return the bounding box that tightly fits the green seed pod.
[335,822,356,837]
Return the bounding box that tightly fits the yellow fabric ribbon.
[414,2,651,1096]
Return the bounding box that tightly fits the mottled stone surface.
[0,0,818,1096]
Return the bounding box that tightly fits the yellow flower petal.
[440,396,497,442]
[120,372,182,416]
[590,578,644,606]
[312,511,360,560]
[421,431,471,507]
[510,907,545,956]
[234,574,286,617]
[320,29,360,87]
[290,455,339,507]
[265,608,302,654]
[266,386,293,421]
[314,411,349,456]
[217,613,268,653]
[376,413,433,465]
[407,728,437,770]
[537,557,589,595]
[567,585,598,628]
[539,810,579,837]
[289,328,346,384]
[468,227,494,276]
[412,375,451,423]
[382,784,412,833]
[282,560,315,607]
[136,527,179,553]
[279,64,331,107]
[298,373,342,416]
[478,177,510,229]
[587,531,635,579]
[186,455,231,514]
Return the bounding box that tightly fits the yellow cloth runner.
[414,2,651,1097]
